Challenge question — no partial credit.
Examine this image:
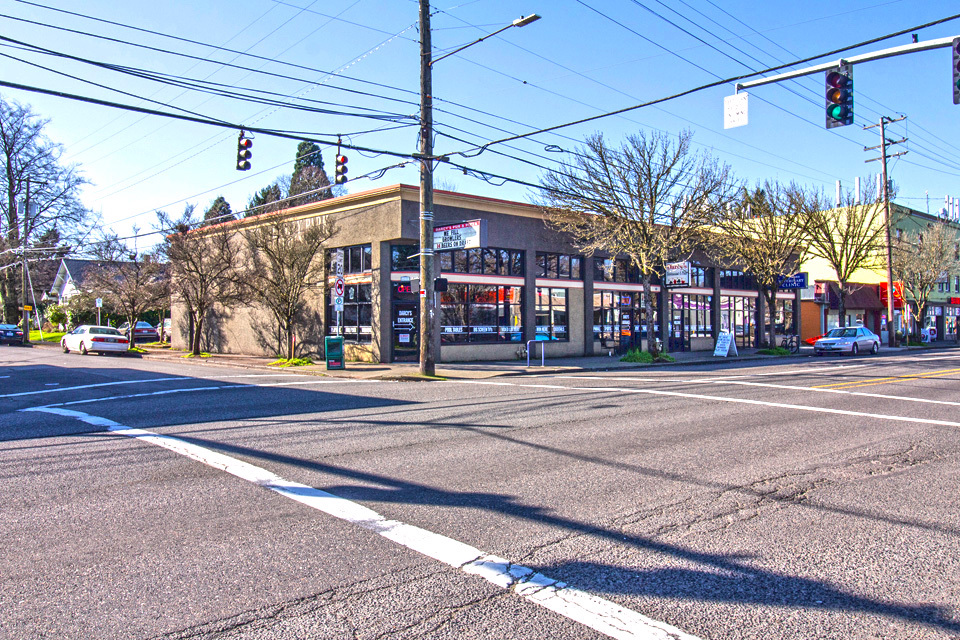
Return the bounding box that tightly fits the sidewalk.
[30,340,959,381]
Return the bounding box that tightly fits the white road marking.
[34,379,373,409]
[24,406,699,640]
[463,381,960,429]
[0,377,192,398]
[558,376,960,408]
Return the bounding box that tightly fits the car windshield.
[90,327,122,336]
[136,322,153,328]
[826,328,858,338]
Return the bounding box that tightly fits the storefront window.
[720,295,756,348]
[438,248,524,276]
[440,284,523,343]
[535,287,568,340]
[593,290,657,349]
[593,258,640,283]
[718,269,756,291]
[328,244,372,274]
[537,253,582,279]
[391,245,419,270]
[328,283,372,343]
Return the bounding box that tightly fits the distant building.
[46,259,101,305]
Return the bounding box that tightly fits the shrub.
[620,348,675,363]
[757,347,791,356]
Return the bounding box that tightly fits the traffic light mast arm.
[735,35,958,91]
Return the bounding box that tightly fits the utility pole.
[864,115,907,347]
[21,177,32,345]
[418,0,435,376]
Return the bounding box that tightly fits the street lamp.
[417,6,540,376]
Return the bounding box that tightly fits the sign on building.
[777,272,808,289]
[433,219,487,251]
[664,261,691,287]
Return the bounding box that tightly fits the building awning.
[825,282,884,310]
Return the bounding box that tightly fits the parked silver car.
[814,326,880,356]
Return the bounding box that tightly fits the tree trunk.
[643,274,658,357]
[192,314,204,355]
[286,323,295,360]
[766,289,778,349]
[838,284,847,328]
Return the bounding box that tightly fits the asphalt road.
[2,346,959,640]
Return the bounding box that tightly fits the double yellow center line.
[814,367,960,390]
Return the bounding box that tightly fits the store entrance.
[392,301,418,362]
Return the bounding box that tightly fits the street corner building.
[169,184,801,363]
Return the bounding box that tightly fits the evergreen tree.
[203,195,234,225]
[246,183,283,216]
[288,141,334,206]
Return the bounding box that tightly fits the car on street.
[118,321,160,343]
[61,325,129,355]
[814,326,880,356]
[0,323,23,345]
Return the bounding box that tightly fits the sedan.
[118,321,160,343]
[814,326,880,356]
[0,323,23,345]
[61,325,129,355]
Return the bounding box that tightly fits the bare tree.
[84,251,167,347]
[243,215,335,359]
[540,130,737,356]
[1,97,88,322]
[159,205,247,355]
[709,182,810,348]
[892,220,960,340]
[802,179,890,327]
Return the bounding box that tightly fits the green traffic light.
[827,104,845,119]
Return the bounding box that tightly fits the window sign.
[664,261,691,287]
[434,219,487,251]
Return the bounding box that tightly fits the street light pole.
[21,177,32,345]
[417,6,540,376]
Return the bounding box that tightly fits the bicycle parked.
[779,334,800,354]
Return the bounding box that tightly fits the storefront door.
[392,302,418,361]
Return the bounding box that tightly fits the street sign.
[334,248,344,277]
[333,295,344,311]
[95,298,102,308]
[777,272,808,289]
[724,92,748,129]
[334,277,345,297]
[22,305,33,312]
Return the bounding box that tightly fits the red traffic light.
[335,154,348,184]
[236,132,253,171]
[826,71,849,89]
[239,138,252,150]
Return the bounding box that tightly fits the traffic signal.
[236,131,252,171]
[825,65,853,128]
[953,37,960,105]
[335,154,348,184]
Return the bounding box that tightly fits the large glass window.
[440,284,523,343]
[593,290,658,350]
[391,245,419,270]
[718,269,756,291]
[720,295,757,348]
[537,252,582,280]
[328,244,372,274]
[535,287,568,341]
[328,283,372,343]
[438,247,524,276]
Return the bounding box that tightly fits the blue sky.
[1,0,958,250]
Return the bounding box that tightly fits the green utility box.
[324,336,345,370]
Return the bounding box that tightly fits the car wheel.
[79,342,88,355]
[871,342,879,355]
[851,343,859,356]
[62,341,69,353]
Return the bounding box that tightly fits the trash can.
[324,336,345,370]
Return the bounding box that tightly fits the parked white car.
[61,325,130,355]
[814,326,880,356]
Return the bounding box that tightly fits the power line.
[443,10,960,158]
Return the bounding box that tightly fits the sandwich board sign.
[713,331,738,357]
